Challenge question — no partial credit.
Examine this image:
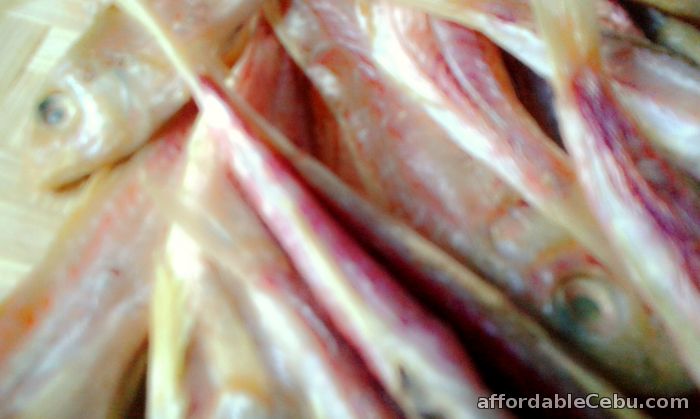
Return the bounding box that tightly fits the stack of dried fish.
[2,0,700,417]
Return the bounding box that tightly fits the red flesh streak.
[199,74,481,388]
[214,215,399,416]
[571,71,700,284]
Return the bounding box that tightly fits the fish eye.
[37,93,75,127]
[553,275,621,340]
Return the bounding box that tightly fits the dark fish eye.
[553,275,621,339]
[37,93,72,126]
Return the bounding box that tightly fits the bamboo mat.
[0,0,101,299]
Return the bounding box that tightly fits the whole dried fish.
[112,1,510,415]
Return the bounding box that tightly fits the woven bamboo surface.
[0,0,101,299]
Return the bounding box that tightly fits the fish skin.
[149,226,285,419]
[231,19,316,152]
[603,35,700,180]
[180,284,291,419]
[29,0,259,189]
[0,103,196,419]
[391,0,700,182]
[532,0,700,388]
[263,0,692,395]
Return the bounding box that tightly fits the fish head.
[29,57,154,188]
[533,243,694,395]
[27,6,166,189]
[488,199,690,393]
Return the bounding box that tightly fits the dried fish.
[265,0,691,395]
[628,6,700,65]
[112,1,509,415]
[392,0,700,181]
[147,114,401,419]
[0,103,195,418]
[6,0,700,414]
[29,0,258,188]
[630,0,700,20]
[533,0,700,387]
[146,124,286,419]
[218,22,647,417]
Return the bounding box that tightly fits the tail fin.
[531,0,601,81]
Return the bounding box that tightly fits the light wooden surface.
[0,0,101,298]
